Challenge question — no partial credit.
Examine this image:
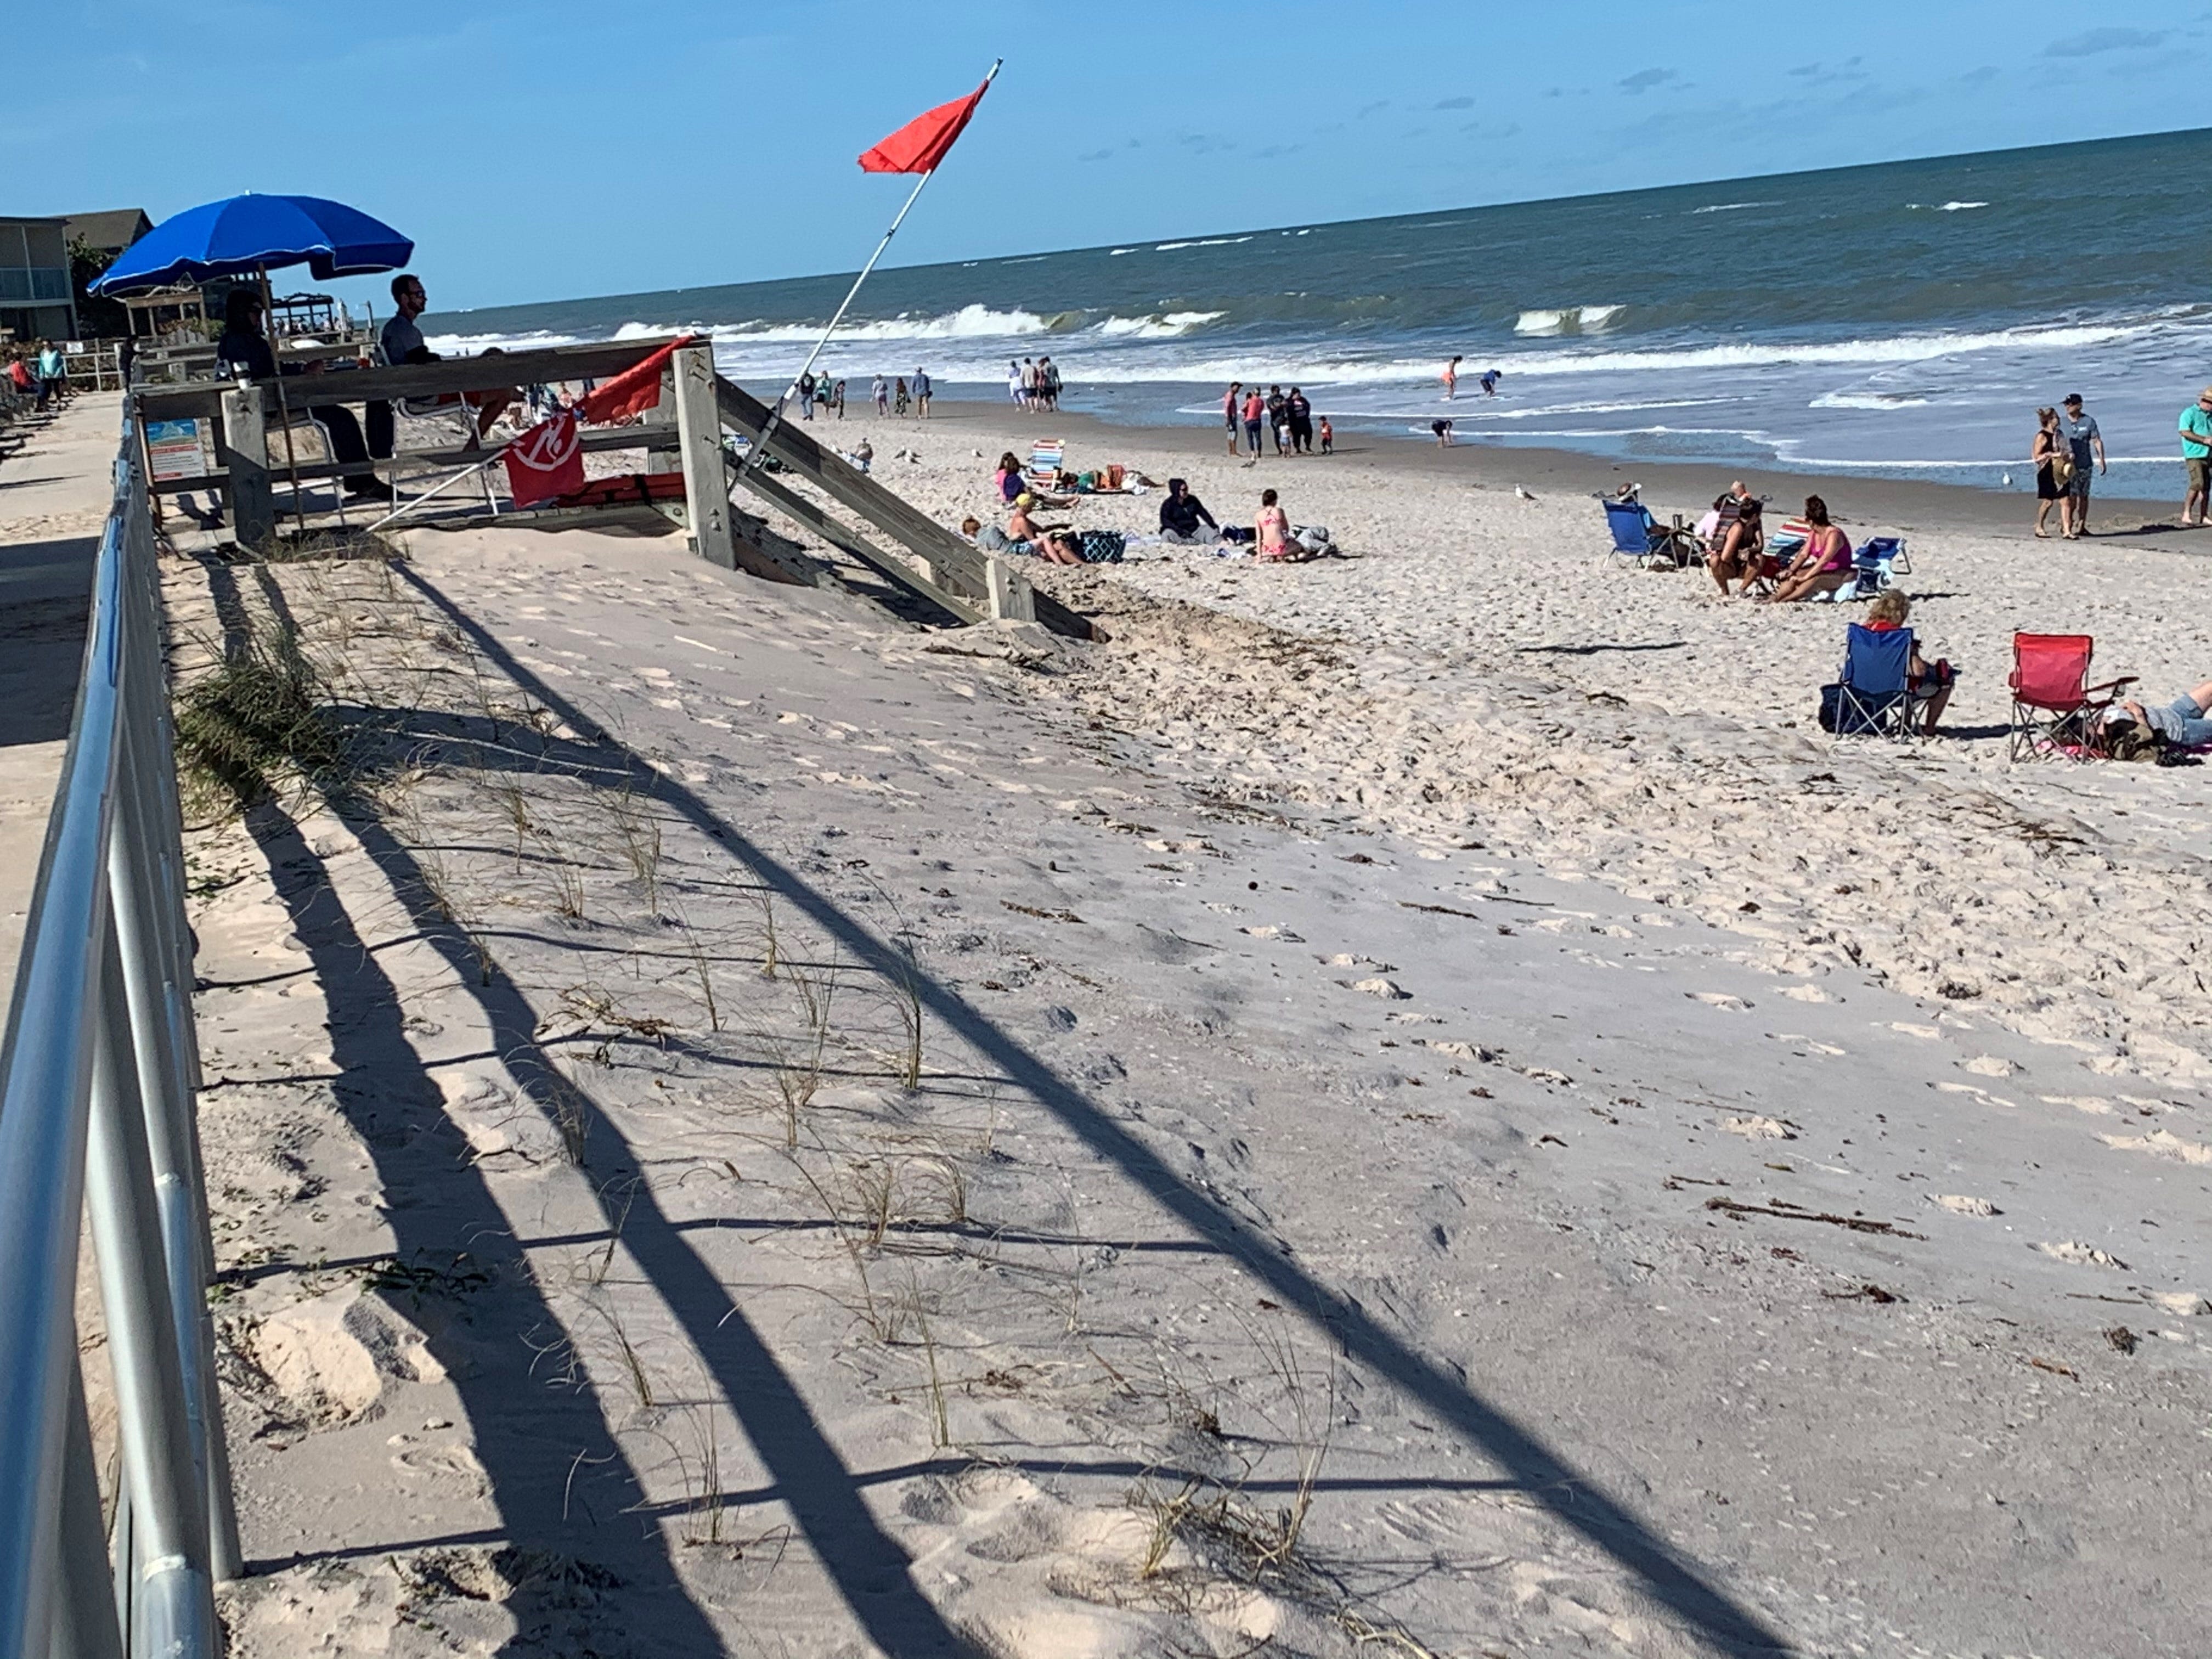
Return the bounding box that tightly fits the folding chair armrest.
[2085,676,2139,697]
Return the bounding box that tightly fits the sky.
[14,1,2210,315]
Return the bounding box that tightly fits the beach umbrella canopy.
[91,194,412,293]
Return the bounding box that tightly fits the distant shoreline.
[911,393,2207,548]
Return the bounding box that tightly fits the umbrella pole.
[261,269,309,538]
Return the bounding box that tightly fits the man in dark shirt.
[379,273,517,444]
[216,289,385,499]
[1158,478,1218,541]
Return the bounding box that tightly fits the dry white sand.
[176,408,2212,1657]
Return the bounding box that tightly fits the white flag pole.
[742,58,1001,479]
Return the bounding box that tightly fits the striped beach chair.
[1024,438,1065,491]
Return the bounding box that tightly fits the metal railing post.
[51,1369,126,1659]
[83,934,217,1658]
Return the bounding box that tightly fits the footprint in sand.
[1689,992,1753,1012]
[1352,977,1410,1000]
[2143,1290,2211,1317]
[1929,1193,2000,1217]
[1779,984,1831,1003]
[2098,1129,2212,1165]
[2035,1240,2130,1269]
[1720,1115,1796,1140]
[1960,1054,2019,1077]
[1888,1022,1942,1040]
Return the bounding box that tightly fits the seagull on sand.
[1515,484,1537,502]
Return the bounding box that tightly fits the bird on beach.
[2001,471,2013,486]
[1515,484,1537,502]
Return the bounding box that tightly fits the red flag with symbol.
[858,78,991,173]
[504,410,583,507]
[577,333,698,426]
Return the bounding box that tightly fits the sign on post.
[143,419,212,484]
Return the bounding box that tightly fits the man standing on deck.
[2060,393,2104,539]
[2182,387,2212,527]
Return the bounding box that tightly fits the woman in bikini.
[1765,495,1855,603]
[1256,488,1294,561]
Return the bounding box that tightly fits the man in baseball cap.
[2181,387,2212,527]
[2059,394,2106,539]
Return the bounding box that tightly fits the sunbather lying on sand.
[2112,682,2212,747]
[1764,496,1854,603]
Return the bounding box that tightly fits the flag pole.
[742,58,1001,479]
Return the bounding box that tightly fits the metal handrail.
[0,404,240,1659]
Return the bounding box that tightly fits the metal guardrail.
[0,404,240,1658]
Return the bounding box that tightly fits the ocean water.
[427,127,2212,492]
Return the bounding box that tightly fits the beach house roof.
[62,208,154,255]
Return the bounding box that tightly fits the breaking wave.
[1514,304,1627,336]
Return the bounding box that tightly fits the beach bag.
[1076,529,1126,564]
[2106,718,2167,763]
[1818,683,1892,736]
[2047,447,2074,489]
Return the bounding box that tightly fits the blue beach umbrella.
[91,193,411,293]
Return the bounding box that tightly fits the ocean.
[426,127,2212,493]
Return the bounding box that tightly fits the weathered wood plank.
[731,464,984,624]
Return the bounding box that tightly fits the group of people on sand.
[1222,382,1332,460]
[1700,482,1862,602]
[1009,357,1062,411]
[967,452,1318,565]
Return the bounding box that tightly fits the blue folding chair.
[1600,498,1696,568]
[1822,624,1916,737]
[1816,534,1913,602]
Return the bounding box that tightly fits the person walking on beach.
[1286,386,1314,454]
[1241,387,1265,459]
[1020,357,1038,411]
[1223,381,1244,455]
[833,377,847,419]
[894,377,910,416]
[1266,385,1289,455]
[1318,415,1333,455]
[2059,393,2104,539]
[1442,355,1462,400]
[798,370,817,420]
[874,374,890,415]
[2032,406,2067,537]
[37,341,67,409]
[1006,360,1023,408]
[912,367,932,417]
[2180,386,2212,527]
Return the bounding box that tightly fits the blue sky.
[15,1,2209,313]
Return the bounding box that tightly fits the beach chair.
[1822,624,1917,738]
[1825,535,1912,602]
[1599,497,1696,568]
[1023,438,1066,492]
[2008,632,2136,762]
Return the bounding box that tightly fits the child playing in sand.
[1431,418,1454,448]
[1318,416,1333,455]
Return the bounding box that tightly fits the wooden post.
[645,365,680,476]
[217,387,274,549]
[985,556,1035,623]
[672,343,737,572]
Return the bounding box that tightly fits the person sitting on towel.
[1159,478,1219,541]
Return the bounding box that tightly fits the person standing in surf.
[1480,368,1502,397]
[1442,356,1462,400]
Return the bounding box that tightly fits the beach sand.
[183,400,2212,1656]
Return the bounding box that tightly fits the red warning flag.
[503,410,583,507]
[857,79,991,174]
[576,333,698,426]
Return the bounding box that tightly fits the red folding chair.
[2008,633,2136,761]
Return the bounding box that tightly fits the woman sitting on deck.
[1764,496,1854,603]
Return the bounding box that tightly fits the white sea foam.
[1691,201,1776,215]
[691,304,1058,345]
[1908,200,1991,212]
[1094,311,1227,338]
[423,327,587,354]
[1154,236,1254,251]
[1809,391,1937,410]
[1514,305,1626,336]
